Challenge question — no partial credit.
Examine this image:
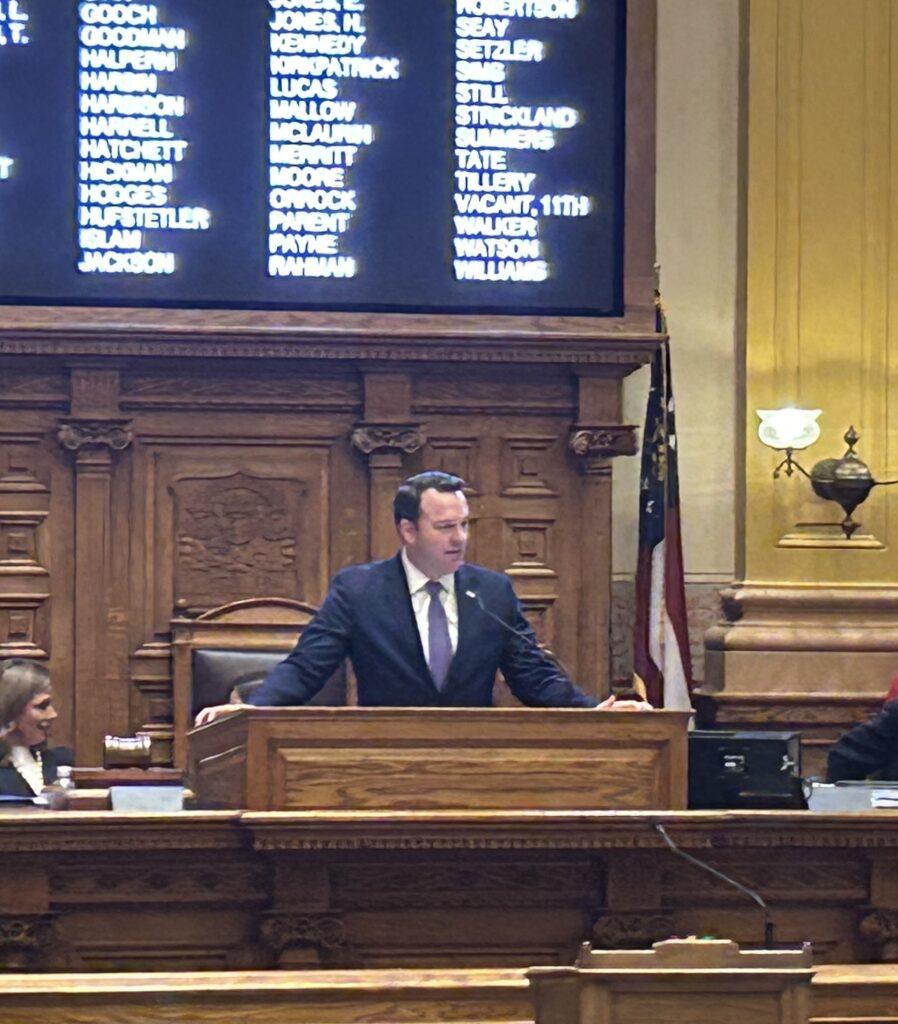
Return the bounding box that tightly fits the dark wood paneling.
[0,354,646,762]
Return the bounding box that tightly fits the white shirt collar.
[10,744,43,795]
[401,547,455,596]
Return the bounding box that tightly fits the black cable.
[653,822,774,947]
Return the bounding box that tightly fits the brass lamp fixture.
[757,409,897,539]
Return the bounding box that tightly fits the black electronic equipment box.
[688,730,806,810]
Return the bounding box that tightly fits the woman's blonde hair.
[0,658,51,731]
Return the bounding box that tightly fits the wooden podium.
[187,707,689,811]
[528,940,815,1024]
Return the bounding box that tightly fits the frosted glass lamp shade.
[756,408,822,451]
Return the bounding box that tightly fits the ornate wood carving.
[260,912,347,966]
[568,425,638,460]
[0,914,57,971]
[351,424,424,455]
[51,860,267,904]
[144,448,332,623]
[591,912,673,949]
[174,472,303,607]
[56,419,133,453]
[244,810,898,852]
[858,909,898,962]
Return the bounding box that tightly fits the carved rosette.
[568,425,638,461]
[591,912,673,949]
[260,912,347,963]
[56,418,133,453]
[0,914,57,971]
[859,909,898,961]
[351,424,424,455]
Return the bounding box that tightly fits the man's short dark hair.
[394,471,466,525]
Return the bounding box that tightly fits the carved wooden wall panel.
[0,396,75,746]
[114,362,367,760]
[0,350,642,763]
[417,408,575,681]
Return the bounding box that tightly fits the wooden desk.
[0,967,531,1024]
[187,707,689,811]
[3,810,898,972]
[811,963,898,1022]
[529,940,814,1024]
[0,963,894,1024]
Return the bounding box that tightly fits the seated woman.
[0,658,73,797]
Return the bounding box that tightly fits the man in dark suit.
[828,698,898,781]
[196,472,647,724]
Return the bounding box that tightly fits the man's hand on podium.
[194,703,251,728]
[193,695,652,726]
[596,694,653,711]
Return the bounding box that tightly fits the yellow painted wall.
[746,0,897,583]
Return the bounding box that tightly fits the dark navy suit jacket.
[0,746,73,798]
[828,698,898,781]
[249,553,598,708]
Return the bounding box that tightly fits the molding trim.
[0,310,661,367]
[706,584,898,653]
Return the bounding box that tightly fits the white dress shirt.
[401,547,459,663]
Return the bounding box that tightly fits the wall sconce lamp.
[757,409,896,539]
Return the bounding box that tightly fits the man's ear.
[397,518,417,546]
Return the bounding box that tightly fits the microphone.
[463,589,584,693]
[463,589,542,653]
[651,821,775,947]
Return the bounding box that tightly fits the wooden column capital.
[568,424,638,462]
[0,913,57,971]
[352,414,425,564]
[351,423,425,456]
[260,912,348,967]
[56,418,133,455]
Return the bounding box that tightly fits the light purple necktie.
[425,580,452,691]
